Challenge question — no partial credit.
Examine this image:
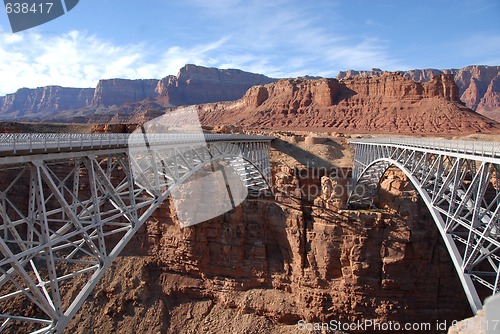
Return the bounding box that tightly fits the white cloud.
[0,29,228,95]
[180,0,405,78]
[0,0,407,95]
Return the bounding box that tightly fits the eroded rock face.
[0,64,276,121]
[0,86,94,118]
[454,66,499,111]
[198,74,498,134]
[0,143,473,333]
[92,79,160,107]
[61,162,472,333]
[338,65,500,121]
[73,64,276,109]
[157,64,276,106]
[477,74,500,121]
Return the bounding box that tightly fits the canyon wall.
[50,147,473,334]
[0,64,276,121]
[90,64,277,108]
[1,64,498,129]
[0,132,476,333]
[337,65,500,121]
[0,86,94,118]
[198,73,498,134]
[91,79,160,107]
[156,64,277,106]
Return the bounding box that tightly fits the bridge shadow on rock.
[64,163,475,333]
[272,138,345,169]
[372,168,474,321]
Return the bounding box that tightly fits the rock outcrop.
[91,64,276,107]
[0,86,94,118]
[157,64,277,106]
[453,66,499,111]
[198,73,498,134]
[54,151,472,333]
[476,74,500,121]
[0,64,276,121]
[338,65,500,121]
[0,129,476,333]
[92,79,160,107]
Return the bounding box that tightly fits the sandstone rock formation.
[54,151,472,333]
[0,64,276,121]
[454,66,499,112]
[0,127,476,333]
[476,74,500,121]
[2,64,498,129]
[156,64,277,106]
[0,86,94,118]
[91,79,160,107]
[338,65,500,121]
[198,73,498,134]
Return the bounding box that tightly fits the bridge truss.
[348,137,500,314]
[0,133,273,333]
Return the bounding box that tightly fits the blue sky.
[0,0,499,95]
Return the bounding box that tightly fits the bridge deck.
[351,137,500,160]
[0,133,275,157]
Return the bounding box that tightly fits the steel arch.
[0,133,274,333]
[348,139,500,314]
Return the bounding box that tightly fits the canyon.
[0,127,480,333]
[0,65,499,128]
[0,64,276,121]
[1,64,499,333]
[51,135,472,333]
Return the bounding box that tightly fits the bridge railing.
[0,133,275,154]
[350,137,500,158]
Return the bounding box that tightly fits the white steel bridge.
[0,132,274,333]
[348,137,500,314]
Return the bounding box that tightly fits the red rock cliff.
[1,136,474,333]
[56,157,472,333]
[92,79,160,107]
[198,73,498,134]
[0,86,94,118]
[338,65,500,121]
[0,64,276,121]
[157,64,277,106]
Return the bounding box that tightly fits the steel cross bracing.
[0,133,274,333]
[348,137,500,314]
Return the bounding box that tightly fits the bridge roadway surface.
[0,132,274,333]
[0,132,273,156]
[348,137,500,315]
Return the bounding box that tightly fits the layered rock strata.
[0,86,94,118]
[337,65,500,121]
[0,64,276,120]
[198,73,498,134]
[55,158,471,333]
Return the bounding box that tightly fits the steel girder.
[0,135,273,333]
[348,138,500,314]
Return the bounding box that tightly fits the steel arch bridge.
[0,132,274,333]
[348,137,500,314]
